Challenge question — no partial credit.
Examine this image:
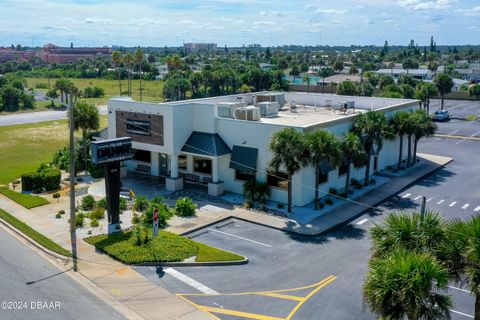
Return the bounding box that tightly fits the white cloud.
[315,8,346,14]
[259,10,283,17]
[84,17,112,24]
[398,0,457,10]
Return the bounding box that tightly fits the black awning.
[181,132,231,157]
[229,145,258,173]
[319,160,334,174]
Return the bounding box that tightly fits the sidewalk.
[172,153,452,237]
[0,195,211,320]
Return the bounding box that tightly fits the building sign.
[91,137,133,165]
[126,119,151,136]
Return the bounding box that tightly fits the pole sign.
[90,137,133,165]
[152,208,159,238]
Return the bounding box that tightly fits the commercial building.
[184,43,217,52]
[0,48,36,63]
[375,68,433,81]
[39,43,112,64]
[107,92,417,207]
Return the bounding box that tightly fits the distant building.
[38,43,112,64]
[456,66,480,82]
[375,68,433,81]
[155,64,169,80]
[0,48,36,63]
[322,74,361,84]
[259,63,275,71]
[184,43,217,52]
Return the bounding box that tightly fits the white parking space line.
[474,206,480,212]
[471,131,480,138]
[449,201,457,207]
[426,198,433,202]
[448,130,458,135]
[448,285,472,294]
[437,199,445,205]
[414,196,421,201]
[456,139,466,144]
[462,204,470,210]
[451,309,474,319]
[163,268,219,294]
[401,193,411,199]
[207,228,272,247]
[356,218,369,225]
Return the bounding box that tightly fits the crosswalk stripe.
[437,199,444,204]
[474,206,480,212]
[449,201,457,207]
[401,193,411,199]
[462,204,470,210]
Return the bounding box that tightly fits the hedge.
[21,166,61,192]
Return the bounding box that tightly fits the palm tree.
[123,53,134,97]
[269,128,307,213]
[363,247,452,320]
[341,132,366,197]
[134,48,144,101]
[444,216,480,319]
[112,51,123,96]
[435,73,453,110]
[305,130,342,209]
[352,111,392,186]
[411,110,437,166]
[54,79,68,103]
[303,74,311,93]
[391,111,411,171]
[71,101,100,175]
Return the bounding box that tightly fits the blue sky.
[1,0,479,47]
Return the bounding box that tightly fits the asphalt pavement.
[135,104,479,320]
[0,227,125,320]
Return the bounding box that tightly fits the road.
[0,227,125,320]
[135,107,479,319]
[0,106,107,127]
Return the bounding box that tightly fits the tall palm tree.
[305,130,342,210]
[391,111,411,171]
[134,48,144,101]
[438,216,480,320]
[71,101,100,175]
[112,51,123,96]
[341,132,367,197]
[269,128,307,213]
[352,111,392,186]
[363,247,452,320]
[411,110,437,166]
[123,52,134,97]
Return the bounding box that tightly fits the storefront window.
[133,149,151,163]
[235,170,255,181]
[193,157,212,175]
[339,162,348,176]
[267,170,288,189]
[178,155,187,171]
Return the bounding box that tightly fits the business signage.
[126,119,151,136]
[91,137,133,165]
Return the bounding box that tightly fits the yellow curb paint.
[199,306,285,320]
[253,292,304,302]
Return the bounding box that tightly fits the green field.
[0,116,107,185]
[26,78,165,106]
[0,187,49,208]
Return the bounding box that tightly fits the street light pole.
[68,95,78,271]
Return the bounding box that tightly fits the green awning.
[181,132,231,157]
[229,145,258,173]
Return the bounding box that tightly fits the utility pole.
[68,95,78,271]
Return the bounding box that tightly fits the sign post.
[90,137,133,234]
[152,208,159,239]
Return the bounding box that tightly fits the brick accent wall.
[115,111,164,145]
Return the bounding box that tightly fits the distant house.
[259,63,275,71]
[155,64,169,80]
[322,74,361,84]
[375,68,433,81]
[452,78,470,92]
[456,66,480,82]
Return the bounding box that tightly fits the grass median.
[0,208,71,257]
[0,187,49,209]
[85,230,245,264]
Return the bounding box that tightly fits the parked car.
[432,110,450,121]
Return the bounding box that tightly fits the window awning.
[229,145,258,173]
[181,132,231,157]
[319,160,334,174]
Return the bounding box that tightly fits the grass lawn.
[26,78,165,106]
[465,114,478,121]
[0,101,65,115]
[0,208,71,257]
[0,186,49,208]
[84,230,245,264]
[0,115,107,185]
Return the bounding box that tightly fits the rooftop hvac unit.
[234,107,247,120]
[217,102,244,118]
[256,93,286,108]
[235,106,261,121]
[257,102,279,117]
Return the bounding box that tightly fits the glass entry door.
[159,153,168,176]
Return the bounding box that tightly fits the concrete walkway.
[173,153,452,237]
[0,195,210,320]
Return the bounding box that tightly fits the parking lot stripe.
[356,218,369,225]
[207,228,272,247]
[474,206,480,212]
[449,201,457,207]
[462,204,470,209]
[164,268,219,294]
[437,199,445,205]
[426,198,433,202]
[450,309,474,319]
[199,306,284,320]
[401,193,411,198]
[448,285,472,294]
[414,196,421,200]
[255,292,304,302]
[448,130,458,135]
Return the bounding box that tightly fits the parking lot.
[135,102,479,320]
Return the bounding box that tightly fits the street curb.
[134,257,249,267]
[0,218,70,261]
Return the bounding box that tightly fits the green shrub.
[243,200,253,209]
[133,195,149,212]
[119,197,127,210]
[42,168,61,191]
[35,83,49,89]
[175,197,196,217]
[58,210,65,215]
[52,192,60,199]
[21,172,37,191]
[144,203,171,226]
[89,207,105,220]
[81,195,96,211]
[55,213,61,219]
[329,187,338,195]
[325,198,334,205]
[21,166,61,192]
[97,197,107,209]
[132,212,141,225]
[90,219,99,227]
[75,213,84,227]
